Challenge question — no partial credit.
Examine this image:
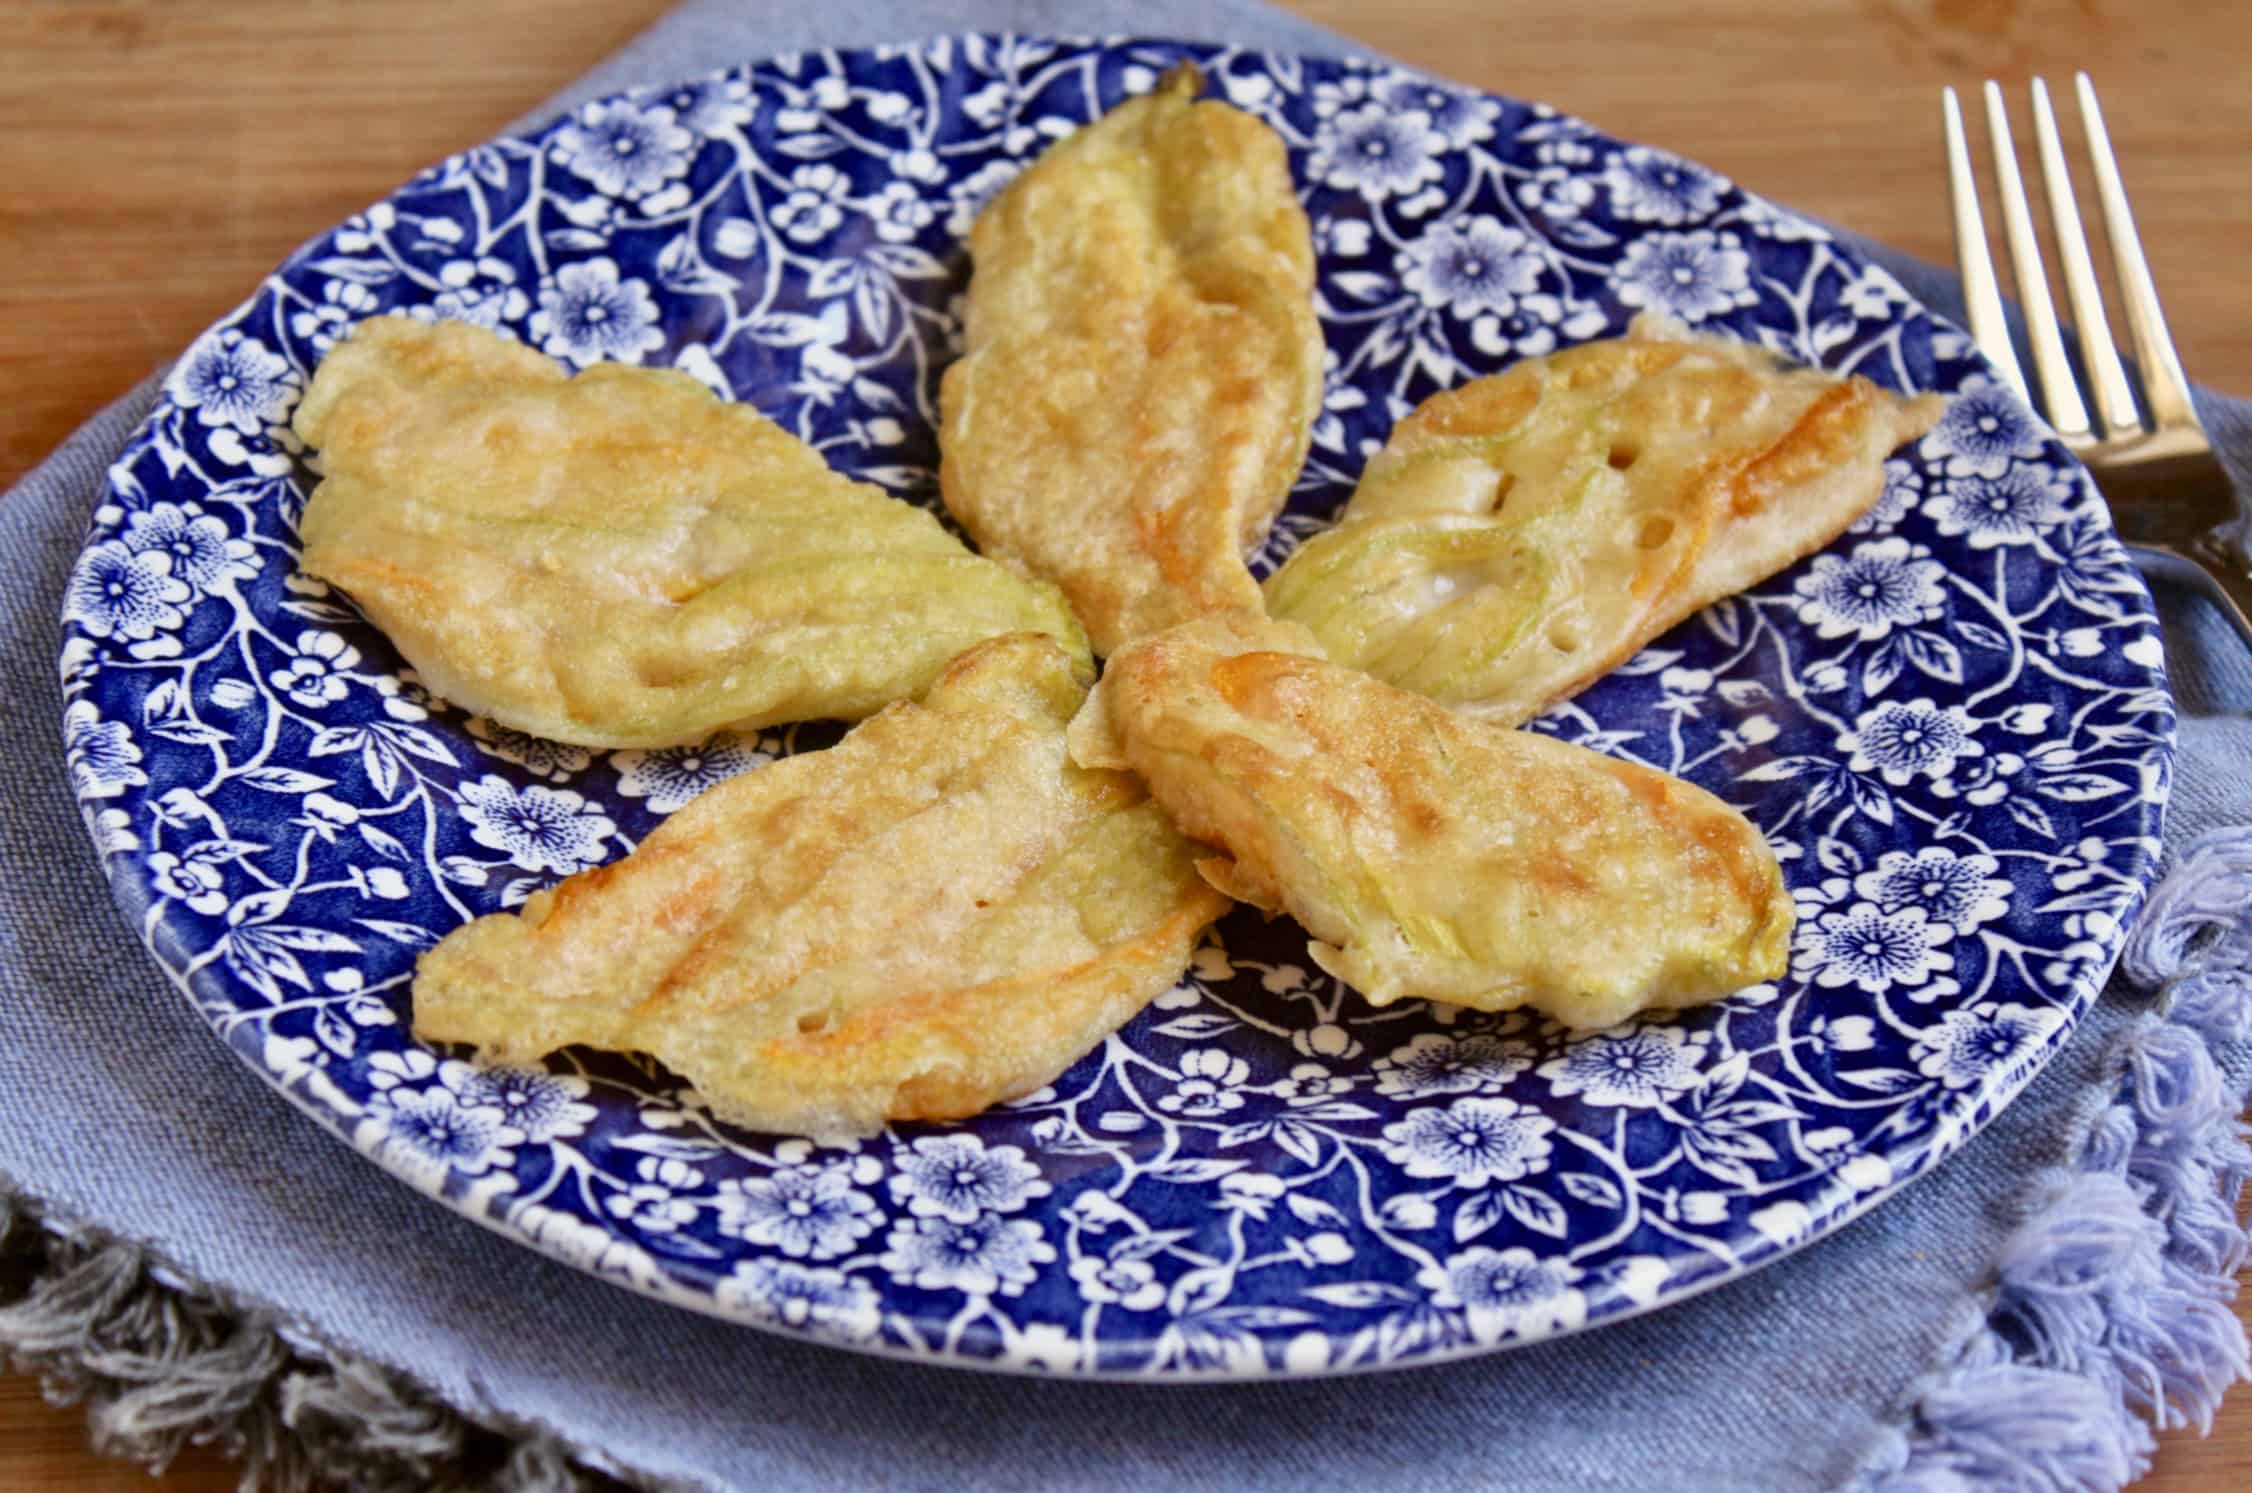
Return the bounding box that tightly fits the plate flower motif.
[1601,146,1726,225]
[449,1063,596,1142]
[532,257,664,367]
[1398,217,1549,319]
[120,502,259,598]
[1310,104,1447,200]
[887,1135,1047,1222]
[552,100,696,200]
[1376,76,1500,148]
[1912,1003,2066,1090]
[1929,464,2072,548]
[718,1260,879,1339]
[59,38,2168,1378]
[1796,903,1956,998]
[167,329,296,435]
[468,719,594,783]
[881,1214,1054,1297]
[454,776,617,875]
[147,850,229,916]
[1791,538,1946,641]
[1612,229,1757,323]
[1838,699,1984,788]
[63,542,189,642]
[1381,1097,1556,1184]
[612,733,766,812]
[1922,379,2047,477]
[1372,1032,1534,1097]
[1855,846,2012,935]
[718,1163,881,1259]
[269,630,363,710]
[1070,1253,1168,1311]
[62,701,144,800]
[420,257,532,331]
[359,1056,525,1190]
[1423,1247,1588,1342]
[661,75,756,137]
[1537,1025,1708,1108]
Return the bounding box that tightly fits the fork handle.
[2129,542,2252,649]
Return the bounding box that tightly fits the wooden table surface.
[1,1,2246,1487]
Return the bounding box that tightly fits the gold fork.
[1943,74,2251,642]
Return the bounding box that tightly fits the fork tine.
[1942,87,2029,402]
[2030,78,2143,438]
[1981,81,2090,444]
[2076,73,2202,433]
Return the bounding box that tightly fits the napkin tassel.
[0,1180,619,1491]
[1858,1318,2150,1492]
[1855,826,2252,1491]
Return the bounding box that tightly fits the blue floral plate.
[60,36,2174,1377]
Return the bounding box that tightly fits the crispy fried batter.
[1265,314,1944,722]
[938,64,1323,655]
[415,634,1229,1137]
[1070,612,1793,1029]
[291,316,1086,748]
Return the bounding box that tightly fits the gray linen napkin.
[3,3,2248,1490]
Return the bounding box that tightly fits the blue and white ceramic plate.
[61,36,2174,1376]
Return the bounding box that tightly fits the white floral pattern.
[1310,105,1446,200]
[63,542,189,642]
[61,41,2167,1378]
[1921,379,2046,478]
[1381,1098,1556,1184]
[467,719,593,782]
[1537,1026,1708,1109]
[359,1081,523,1189]
[1854,847,2011,935]
[1422,1247,1587,1342]
[881,1214,1053,1296]
[1791,538,1945,641]
[660,75,756,137]
[772,163,852,243]
[1375,76,1499,148]
[717,1163,880,1259]
[1398,217,1547,319]
[120,502,259,597]
[420,257,531,330]
[1601,146,1726,225]
[269,629,362,710]
[553,100,696,200]
[1795,903,1956,998]
[1838,699,1984,788]
[532,257,664,367]
[1372,1033,1534,1098]
[62,701,144,800]
[1911,1003,2066,1090]
[290,279,382,353]
[454,776,617,875]
[611,733,767,812]
[887,1135,1046,1222]
[1929,464,2071,548]
[1612,229,1756,323]
[446,1063,595,1143]
[168,329,296,435]
[717,1259,878,1339]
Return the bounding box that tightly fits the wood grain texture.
[0,1,2244,1488]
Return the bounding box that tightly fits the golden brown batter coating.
[939,65,1323,655]
[1070,612,1793,1029]
[292,316,1085,748]
[1266,315,1943,722]
[415,634,1229,1138]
